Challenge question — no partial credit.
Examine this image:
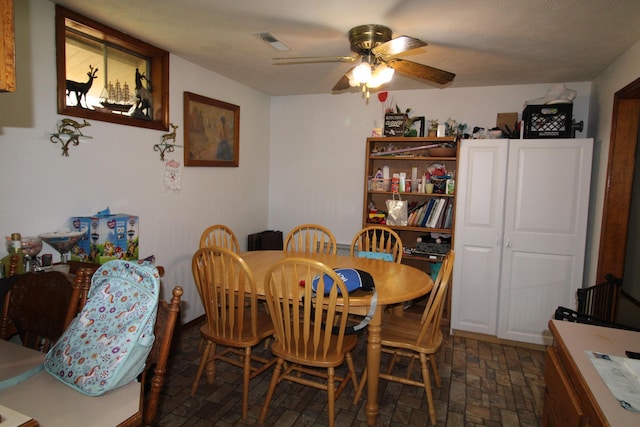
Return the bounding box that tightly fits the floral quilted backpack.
[44,260,160,396]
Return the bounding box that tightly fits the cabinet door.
[451,139,508,335]
[497,138,593,345]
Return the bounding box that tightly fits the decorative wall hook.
[154,123,181,161]
[50,118,92,157]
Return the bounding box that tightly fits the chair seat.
[270,333,358,367]
[380,312,443,353]
[199,310,274,347]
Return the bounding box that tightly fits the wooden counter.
[543,319,640,426]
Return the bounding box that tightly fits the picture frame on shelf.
[412,117,425,137]
[183,92,240,167]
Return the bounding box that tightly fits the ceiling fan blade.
[387,58,455,85]
[273,55,359,64]
[372,35,427,58]
[332,70,353,92]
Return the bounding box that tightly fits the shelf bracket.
[50,118,92,157]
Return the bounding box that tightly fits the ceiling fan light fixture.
[352,61,372,84]
[367,64,394,88]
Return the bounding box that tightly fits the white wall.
[8,0,638,325]
[0,0,272,323]
[587,39,640,295]
[269,83,591,245]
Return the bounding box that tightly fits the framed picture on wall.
[183,92,239,167]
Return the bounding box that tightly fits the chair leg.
[327,366,335,427]
[191,340,213,396]
[260,358,284,423]
[353,367,367,405]
[242,347,251,418]
[387,351,399,374]
[345,352,358,391]
[205,342,217,384]
[429,354,441,388]
[419,353,436,425]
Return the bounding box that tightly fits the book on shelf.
[423,199,437,228]
[407,201,426,226]
[411,204,422,226]
[434,199,448,228]
[428,198,446,228]
[436,199,452,229]
[430,198,446,228]
[420,199,436,227]
[443,199,454,229]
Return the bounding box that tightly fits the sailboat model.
[99,80,135,113]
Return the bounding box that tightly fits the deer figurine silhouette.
[134,68,153,119]
[66,65,98,109]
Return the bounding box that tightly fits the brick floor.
[156,319,545,426]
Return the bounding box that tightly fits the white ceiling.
[51,0,640,96]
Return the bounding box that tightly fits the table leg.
[365,305,382,426]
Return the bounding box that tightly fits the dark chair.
[553,274,639,332]
[576,274,621,322]
[1,267,96,351]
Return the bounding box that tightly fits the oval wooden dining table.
[240,250,434,426]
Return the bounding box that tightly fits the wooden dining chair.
[259,257,359,427]
[199,224,240,252]
[350,225,404,314]
[1,266,97,351]
[139,285,182,427]
[284,223,338,254]
[190,247,276,418]
[353,250,455,426]
[349,225,403,263]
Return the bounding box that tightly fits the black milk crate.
[523,103,572,138]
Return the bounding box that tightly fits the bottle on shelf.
[9,233,21,254]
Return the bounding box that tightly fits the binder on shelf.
[443,201,454,229]
[420,199,436,227]
[436,199,452,229]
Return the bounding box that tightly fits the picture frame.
[184,92,240,167]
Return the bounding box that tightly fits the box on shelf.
[69,214,139,264]
[523,103,573,138]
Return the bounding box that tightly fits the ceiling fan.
[273,24,455,95]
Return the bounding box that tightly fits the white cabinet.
[451,138,593,345]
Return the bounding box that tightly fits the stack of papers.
[587,351,640,411]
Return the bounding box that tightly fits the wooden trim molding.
[597,78,640,284]
[0,0,16,92]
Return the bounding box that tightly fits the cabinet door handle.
[505,236,512,248]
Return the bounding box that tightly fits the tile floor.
[156,318,546,426]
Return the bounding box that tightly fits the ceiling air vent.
[253,31,291,52]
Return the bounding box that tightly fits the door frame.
[596,78,640,283]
